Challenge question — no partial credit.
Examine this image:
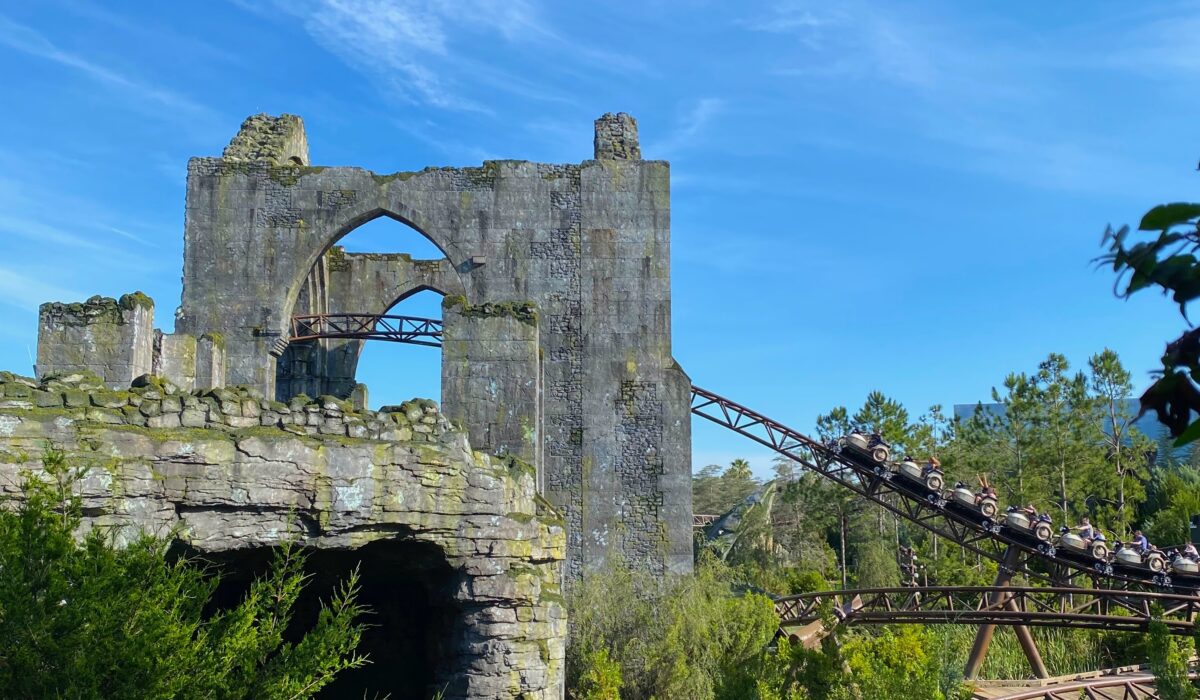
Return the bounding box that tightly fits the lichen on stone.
[443,296,538,326]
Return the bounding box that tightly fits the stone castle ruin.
[3,113,693,698]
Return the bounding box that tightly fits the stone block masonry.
[37,293,155,389]
[0,371,565,700]
[442,296,542,486]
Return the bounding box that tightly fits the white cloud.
[0,266,86,312]
[742,1,1200,197]
[650,98,725,157]
[0,14,211,116]
[257,0,642,111]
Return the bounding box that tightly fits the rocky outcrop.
[0,371,566,700]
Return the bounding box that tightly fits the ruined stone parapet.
[153,332,227,393]
[37,293,155,389]
[195,333,226,390]
[0,371,566,700]
[221,113,309,166]
[0,370,451,440]
[442,296,542,485]
[593,112,641,160]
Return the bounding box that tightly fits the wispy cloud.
[649,98,724,156]
[0,177,155,257]
[742,0,1200,197]
[747,1,938,89]
[252,0,642,111]
[0,14,211,117]
[0,266,86,312]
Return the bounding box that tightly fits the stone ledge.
[0,371,451,443]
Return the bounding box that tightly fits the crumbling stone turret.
[593,112,642,160]
[221,113,310,166]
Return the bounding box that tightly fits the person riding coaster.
[896,455,945,493]
[1169,547,1200,577]
[838,431,891,464]
[945,479,998,521]
[1003,505,1054,549]
[1113,530,1167,575]
[1057,521,1109,562]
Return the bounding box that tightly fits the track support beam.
[965,547,1047,679]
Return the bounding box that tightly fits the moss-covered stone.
[443,296,538,326]
[118,291,154,312]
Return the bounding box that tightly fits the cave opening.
[200,538,462,699]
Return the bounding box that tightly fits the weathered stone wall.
[175,115,691,578]
[0,371,565,700]
[37,294,155,389]
[155,331,197,391]
[442,297,542,486]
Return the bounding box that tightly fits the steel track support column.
[965,546,1047,679]
[1007,599,1049,678]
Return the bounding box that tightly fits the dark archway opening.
[199,538,463,699]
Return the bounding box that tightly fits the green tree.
[1142,466,1200,546]
[571,648,623,700]
[1089,349,1153,535]
[694,460,761,517]
[1029,353,1104,522]
[1098,201,1200,446]
[567,556,779,700]
[1147,608,1195,700]
[956,372,1046,508]
[839,627,957,700]
[0,451,368,699]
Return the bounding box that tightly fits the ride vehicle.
[945,482,998,520]
[895,457,945,493]
[1168,550,1199,579]
[1111,542,1167,579]
[1056,526,1110,573]
[1003,507,1055,554]
[838,431,890,464]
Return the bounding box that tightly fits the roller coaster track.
[774,586,1200,635]
[973,665,1200,700]
[689,385,1182,594]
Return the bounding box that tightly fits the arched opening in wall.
[355,288,444,409]
[199,539,463,699]
[278,216,454,407]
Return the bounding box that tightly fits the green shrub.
[0,450,368,699]
[572,648,623,700]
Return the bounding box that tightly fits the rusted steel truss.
[774,586,1200,634]
[689,386,1177,593]
[693,514,719,527]
[289,314,443,347]
[984,670,1199,700]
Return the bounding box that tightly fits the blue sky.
[0,1,1197,480]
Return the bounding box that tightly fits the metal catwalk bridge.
[291,316,1200,694]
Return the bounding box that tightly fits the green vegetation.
[0,450,368,699]
[1099,200,1200,447]
[591,342,1200,698]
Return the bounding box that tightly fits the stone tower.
[174,113,693,578]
